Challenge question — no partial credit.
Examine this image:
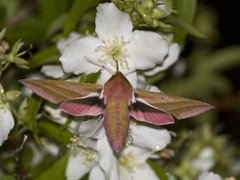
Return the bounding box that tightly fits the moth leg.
[92,115,104,138]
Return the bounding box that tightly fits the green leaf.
[0,27,6,40]
[167,16,206,39]
[0,6,6,27]
[175,0,196,23]
[39,0,69,26]
[34,153,69,180]
[37,120,72,145]
[0,176,15,180]
[21,145,34,169]
[46,14,66,37]
[11,39,24,55]
[14,57,29,69]
[28,96,42,139]
[194,46,240,72]
[173,0,198,43]
[162,73,231,98]
[6,18,46,44]
[0,0,19,20]
[80,70,101,83]
[63,0,99,36]
[26,96,42,144]
[29,47,59,67]
[148,160,168,180]
[29,153,57,178]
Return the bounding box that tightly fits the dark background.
[204,0,240,143]
[204,0,240,47]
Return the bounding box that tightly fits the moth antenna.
[124,69,136,76]
[92,116,104,138]
[84,56,114,74]
[124,64,158,76]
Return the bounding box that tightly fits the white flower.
[40,32,81,79]
[192,147,215,172]
[0,106,14,146]
[60,2,169,87]
[118,123,171,180]
[119,145,159,180]
[197,172,222,180]
[130,123,171,151]
[0,85,14,146]
[66,137,99,180]
[66,125,119,180]
[137,75,161,92]
[57,32,81,53]
[96,133,120,180]
[65,119,171,180]
[41,65,65,78]
[144,43,180,76]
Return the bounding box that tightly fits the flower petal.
[137,75,161,92]
[122,145,152,163]
[127,30,168,69]
[192,147,215,172]
[131,124,171,151]
[89,166,105,180]
[97,69,113,85]
[78,119,102,137]
[129,164,159,180]
[66,154,97,180]
[197,172,222,180]
[60,37,102,74]
[97,135,120,180]
[121,162,159,180]
[41,65,65,78]
[98,70,138,88]
[120,145,158,180]
[57,32,81,52]
[144,43,180,76]
[96,3,133,41]
[0,106,14,146]
[125,71,138,89]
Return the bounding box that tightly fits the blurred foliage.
[0,0,240,179]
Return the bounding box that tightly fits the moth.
[20,71,214,154]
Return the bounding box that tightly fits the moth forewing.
[135,89,214,119]
[20,79,102,104]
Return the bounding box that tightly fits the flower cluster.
[0,1,238,180]
[58,3,179,88]
[41,2,181,180]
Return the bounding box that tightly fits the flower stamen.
[96,37,129,71]
[67,136,98,167]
